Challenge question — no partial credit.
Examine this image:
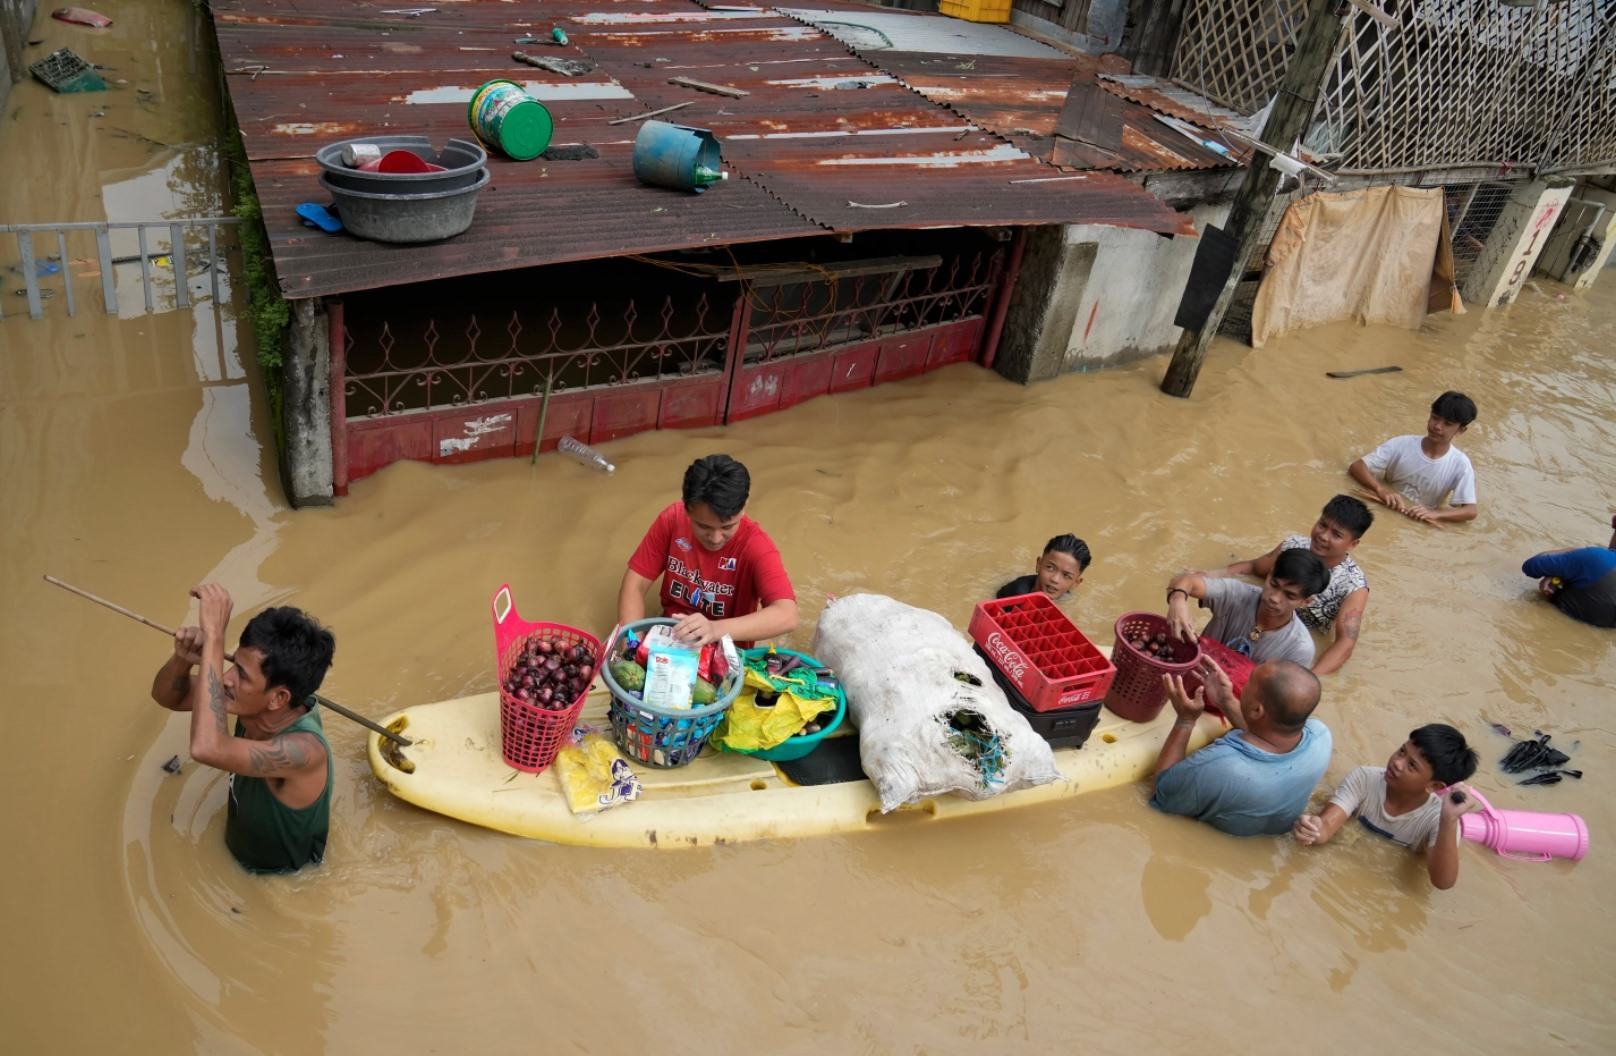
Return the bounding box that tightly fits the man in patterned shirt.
[1224,495,1372,675]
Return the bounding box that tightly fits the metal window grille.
[743,250,1002,364]
[1171,0,1616,175]
[343,291,730,420]
[1443,181,1514,287]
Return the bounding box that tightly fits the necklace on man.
[1248,625,1264,642]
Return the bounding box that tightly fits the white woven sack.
[811,593,1059,813]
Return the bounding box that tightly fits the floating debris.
[1500,730,1572,775]
[160,755,182,775]
[29,48,106,93]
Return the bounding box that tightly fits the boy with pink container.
[1291,725,1481,890]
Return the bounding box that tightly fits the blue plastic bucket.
[632,121,725,193]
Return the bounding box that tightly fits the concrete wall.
[1056,200,1231,370]
[1,0,40,113]
[1536,182,1616,291]
[1459,179,1575,307]
[996,200,1230,382]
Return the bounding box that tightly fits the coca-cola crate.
[969,593,1115,712]
[974,645,1103,748]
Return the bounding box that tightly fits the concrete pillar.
[1459,178,1575,307]
[993,227,1097,384]
[281,298,334,507]
[1535,184,1616,292]
[2,0,42,114]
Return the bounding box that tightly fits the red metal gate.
[330,242,1015,493]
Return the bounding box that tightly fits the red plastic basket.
[968,593,1115,712]
[491,583,602,774]
[1107,612,1201,723]
[1182,634,1255,715]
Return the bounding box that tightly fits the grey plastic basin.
[320,169,491,244]
[315,136,488,194]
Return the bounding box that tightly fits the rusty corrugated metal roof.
[211,0,1196,299]
[872,49,1241,174]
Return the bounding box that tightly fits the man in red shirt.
[618,454,798,647]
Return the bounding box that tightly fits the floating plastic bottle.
[557,435,615,473]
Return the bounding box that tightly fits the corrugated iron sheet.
[874,50,1241,173]
[1098,74,1252,132]
[211,0,1197,299]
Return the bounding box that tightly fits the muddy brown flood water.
[2,6,1614,1054]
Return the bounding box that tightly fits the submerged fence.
[1171,0,1616,176]
[0,218,240,321]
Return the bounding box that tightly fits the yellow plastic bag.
[554,728,642,815]
[710,668,835,753]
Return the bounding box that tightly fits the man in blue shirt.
[1149,657,1331,836]
[1522,521,1616,629]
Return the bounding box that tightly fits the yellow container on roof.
[939,0,1012,24]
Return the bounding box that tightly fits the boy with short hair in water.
[1225,495,1373,674]
[1291,724,1481,890]
[1165,548,1330,668]
[997,534,1091,601]
[1349,390,1479,525]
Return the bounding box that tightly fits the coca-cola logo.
[984,632,1029,685]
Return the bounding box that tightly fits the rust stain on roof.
[210,0,1198,299]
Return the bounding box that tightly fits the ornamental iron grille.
[1171,0,1616,175]
[742,248,1003,364]
[342,283,730,420]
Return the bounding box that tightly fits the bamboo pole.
[1160,0,1346,399]
[44,575,411,747]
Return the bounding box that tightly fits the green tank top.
[225,707,332,873]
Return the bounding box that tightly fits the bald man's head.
[1245,660,1321,732]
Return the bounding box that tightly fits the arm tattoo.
[247,733,313,776]
[206,667,229,733]
[1339,612,1363,641]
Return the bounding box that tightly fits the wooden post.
[1159,0,1344,399]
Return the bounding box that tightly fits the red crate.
[1182,635,1255,715]
[969,593,1115,712]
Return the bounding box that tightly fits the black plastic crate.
[975,645,1102,749]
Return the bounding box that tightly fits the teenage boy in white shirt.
[1348,390,1478,526]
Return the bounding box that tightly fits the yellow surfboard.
[367,681,1225,849]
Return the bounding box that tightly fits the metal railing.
[343,292,732,419]
[0,217,241,321]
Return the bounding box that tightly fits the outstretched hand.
[1161,672,1205,721]
[1192,655,1234,714]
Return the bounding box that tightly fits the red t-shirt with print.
[627,502,795,623]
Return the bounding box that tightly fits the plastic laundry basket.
[1106,612,1200,723]
[600,618,742,768]
[492,583,601,773]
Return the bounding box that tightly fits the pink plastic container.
[1457,789,1590,862]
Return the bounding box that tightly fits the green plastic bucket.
[468,79,553,161]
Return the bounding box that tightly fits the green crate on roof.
[30,48,106,93]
